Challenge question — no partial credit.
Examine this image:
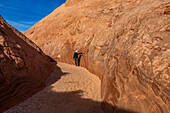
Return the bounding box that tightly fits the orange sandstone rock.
[0,15,54,112]
[25,0,170,112]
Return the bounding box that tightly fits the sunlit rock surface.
[24,0,170,112]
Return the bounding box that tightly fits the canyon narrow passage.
[5,62,104,113]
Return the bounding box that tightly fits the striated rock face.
[24,0,170,112]
[65,0,84,6]
[0,15,54,112]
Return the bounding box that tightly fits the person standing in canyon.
[73,50,83,66]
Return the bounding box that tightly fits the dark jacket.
[73,52,82,58]
[73,52,79,58]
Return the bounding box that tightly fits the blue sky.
[0,0,66,33]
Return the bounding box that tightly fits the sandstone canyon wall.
[24,0,170,112]
[0,15,54,112]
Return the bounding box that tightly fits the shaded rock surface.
[0,15,54,112]
[5,62,104,113]
[24,0,170,112]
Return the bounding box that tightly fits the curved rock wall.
[24,0,170,112]
[0,16,54,112]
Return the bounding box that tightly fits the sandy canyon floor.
[4,62,104,113]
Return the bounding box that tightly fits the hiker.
[73,50,83,66]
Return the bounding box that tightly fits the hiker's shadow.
[78,54,83,66]
[46,55,69,86]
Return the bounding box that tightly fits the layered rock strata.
[25,0,170,112]
[0,15,54,112]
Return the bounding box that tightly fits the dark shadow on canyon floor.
[43,60,136,113]
[1,56,68,112]
[45,57,138,113]
[3,58,138,113]
[46,59,69,86]
[31,87,138,113]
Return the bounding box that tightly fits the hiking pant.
[74,58,78,66]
